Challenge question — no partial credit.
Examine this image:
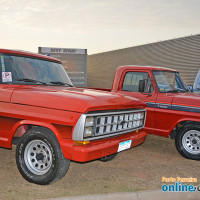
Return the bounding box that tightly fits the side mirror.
[139,80,146,93]
[187,85,193,92]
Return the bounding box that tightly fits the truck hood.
[172,92,200,108]
[11,86,145,113]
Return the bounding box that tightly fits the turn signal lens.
[74,140,90,146]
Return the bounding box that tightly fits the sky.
[0,0,200,55]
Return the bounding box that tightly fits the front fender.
[9,120,63,148]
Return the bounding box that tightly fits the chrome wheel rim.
[182,130,200,154]
[24,140,52,175]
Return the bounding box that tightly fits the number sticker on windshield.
[2,72,12,82]
[1,55,5,72]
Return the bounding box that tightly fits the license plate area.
[117,140,132,152]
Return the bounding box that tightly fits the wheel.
[175,123,200,160]
[16,127,70,185]
[100,153,118,162]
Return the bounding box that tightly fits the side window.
[122,71,153,93]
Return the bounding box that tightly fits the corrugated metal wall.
[88,34,200,89]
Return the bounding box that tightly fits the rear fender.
[169,118,200,139]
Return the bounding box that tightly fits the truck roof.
[0,48,61,63]
[118,65,177,72]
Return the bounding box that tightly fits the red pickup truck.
[98,66,200,160]
[0,49,147,185]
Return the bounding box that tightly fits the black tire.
[100,153,118,162]
[175,123,200,160]
[16,127,70,185]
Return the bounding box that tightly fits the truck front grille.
[73,109,146,141]
[95,111,145,136]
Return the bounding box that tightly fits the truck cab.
[112,66,200,160]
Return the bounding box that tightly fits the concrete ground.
[43,190,199,200]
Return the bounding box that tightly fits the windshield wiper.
[166,89,179,93]
[50,81,73,87]
[166,89,186,93]
[177,88,187,93]
[16,78,47,85]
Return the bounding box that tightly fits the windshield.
[0,54,73,86]
[153,70,188,93]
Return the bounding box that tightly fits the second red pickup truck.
[92,66,200,160]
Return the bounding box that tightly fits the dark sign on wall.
[38,47,87,87]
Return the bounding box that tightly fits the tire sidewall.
[176,124,200,160]
[16,130,60,185]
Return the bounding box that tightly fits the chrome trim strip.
[146,101,200,113]
[73,114,86,141]
[86,109,146,117]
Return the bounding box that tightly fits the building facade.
[39,47,87,87]
[88,34,200,89]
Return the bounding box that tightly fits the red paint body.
[0,50,147,162]
[96,66,200,138]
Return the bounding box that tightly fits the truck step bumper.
[71,130,147,162]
